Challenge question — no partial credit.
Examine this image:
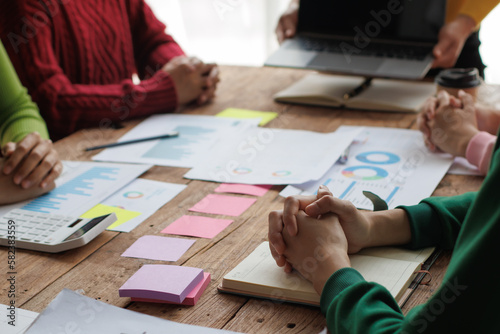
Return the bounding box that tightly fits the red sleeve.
[1,1,181,139]
[128,0,186,79]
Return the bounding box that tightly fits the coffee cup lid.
[435,68,481,89]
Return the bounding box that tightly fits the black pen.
[343,77,373,100]
[85,132,179,151]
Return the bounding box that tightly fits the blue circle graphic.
[356,151,400,165]
[342,166,388,181]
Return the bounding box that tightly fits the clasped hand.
[163,56,220,106]
[418,90,485,157]
[268,185,372,293]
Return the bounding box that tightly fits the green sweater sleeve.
[399,192,477,250]
[0,41,49,147]
[320,135,500,333]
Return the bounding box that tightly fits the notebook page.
[223,242,319,303]
[350,254,421,299]
[357,247,435,264]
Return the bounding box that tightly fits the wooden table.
[0,66,484,333]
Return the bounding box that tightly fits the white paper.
[0,161,151,218]
[447,156,482,176]
[0,304,38,334]
[92,114,260,168]
[103,179,187,232]
[25,289,240,334]
[280,126,453,209]
[184,127,361,185]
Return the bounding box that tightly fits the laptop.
[265,0,446,79]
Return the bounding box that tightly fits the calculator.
[0,209,117,253]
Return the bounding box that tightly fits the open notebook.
[274,73,436,113]
[219,242,434,307]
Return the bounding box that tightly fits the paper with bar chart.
[0,161,151,218]
[92,114,260,168]
[280,126,453,209]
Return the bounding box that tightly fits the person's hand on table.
[268,185,373,273]
[418,93,462,151]
[281,210,350,294]
[1,132,62,190]
[432,14,477,69]
[276,0,299,44]
[269,193,321,273]
[473,103,500,136]
[0,170,55,204]
[425,90,479,157]
[163,56,220,106]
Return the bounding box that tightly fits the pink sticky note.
[189,194,256,217]
[121,235,195,262]
[119,264,204,303]
[214,184,272,197]
[131,272,211,305]
[161,215,233,239]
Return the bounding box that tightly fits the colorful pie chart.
[272,170,291,177]
[123,191,144,199]
[233,167,252,175]
[342,166,388,181]
[356,151,400,165]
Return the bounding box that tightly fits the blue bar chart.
[22,167,120,214]
[17,162,150,216]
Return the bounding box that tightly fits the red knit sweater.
[0,0,185,140]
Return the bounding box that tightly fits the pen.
[398,249,441,308]
[338,147,350,164]
[343,77,373,100]
[84,132,179,151]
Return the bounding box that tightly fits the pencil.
[84,132,179,151]
[343,77,373,100]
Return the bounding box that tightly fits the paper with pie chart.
[98,179,187,232]
[184,127,361,185]
[281,126,453,210]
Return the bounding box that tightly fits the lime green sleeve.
[0,41,49,147]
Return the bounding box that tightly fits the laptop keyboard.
[0,209,76,244]
[294,36,430,60]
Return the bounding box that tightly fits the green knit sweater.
[0,41,49,147]
[321,135,500,333]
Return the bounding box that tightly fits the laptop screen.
[297,0,446,43]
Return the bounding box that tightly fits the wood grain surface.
[0,66,483,333]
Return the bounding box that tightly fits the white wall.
[146,0,289,65]
[147,0,500,83]
[480,5,500,84]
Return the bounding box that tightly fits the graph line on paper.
[142,126,216,161]
[22,167,120,214]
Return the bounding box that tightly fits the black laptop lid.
[297,0,446,44]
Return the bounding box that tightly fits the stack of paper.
[91,113,361,186]
[280,126,454,209]
[93,114,260,168]
[185,127,361,185]
[119,265,210,305]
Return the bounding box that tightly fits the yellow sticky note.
[216,108,278,126]
[81,204,142,230]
